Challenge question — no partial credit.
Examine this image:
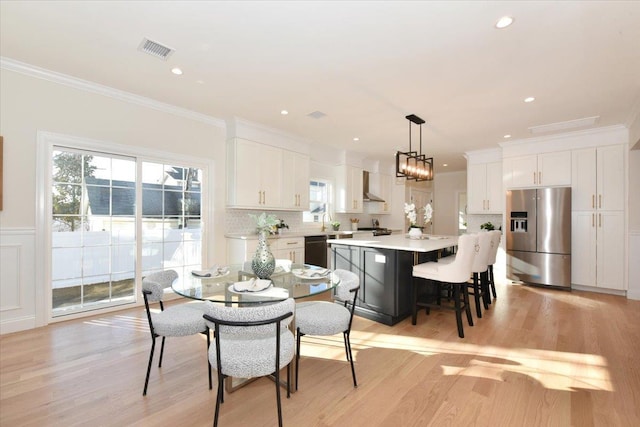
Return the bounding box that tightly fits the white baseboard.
[0,315,37,335]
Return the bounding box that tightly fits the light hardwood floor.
[1,282,639,427]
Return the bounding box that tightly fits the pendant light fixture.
[395,114,434,181]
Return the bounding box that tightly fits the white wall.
[0,67,226,333]
[433,171,466,236]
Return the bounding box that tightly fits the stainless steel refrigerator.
[506,187,571,289]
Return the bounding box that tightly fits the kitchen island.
[327,234,458,325]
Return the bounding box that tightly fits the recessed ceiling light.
[504,134,512,138]
[171,67,183,75]
[442,163,448,167]
[280,110,289,115]
[353,137,359,142]
[524,97,535,103]
[495,16,514,29]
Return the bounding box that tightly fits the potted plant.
[480,221,495,231]
[331,221,341,231]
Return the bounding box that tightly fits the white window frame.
[303,179,333,223]
[36,131,212,324]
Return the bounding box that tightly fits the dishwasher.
[305,234,352,268]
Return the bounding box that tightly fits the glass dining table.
[172,263,340,305]
[172,262,339,393]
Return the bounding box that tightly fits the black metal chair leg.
[206,331,212,390]
[286,364,291,399]
[213,372,223,427]
[295,328,302,391]
[345,332,357,387]
[158,336,166,368]
[275,365,283,427]
[143,336,156,396]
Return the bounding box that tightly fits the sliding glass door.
[50,147,204,317]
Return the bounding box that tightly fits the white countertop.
[327,234,458,252]
[225,230,400,240]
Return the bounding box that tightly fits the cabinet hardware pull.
[592,213,595,227]
[487,200,490,210]
[258,191,261,204]
[533,172,536,184]
[599,194,602,209]
[538,171,541,184]
[599,213,602,228]
[592,195,595,209]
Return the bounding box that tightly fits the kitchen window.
[303,179,332,222]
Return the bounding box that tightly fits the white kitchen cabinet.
[281,150,310,210]
[467,161,502,214]
[365,172,392,214]
[335,164,363,213]
[572,210,624,290]
[504,151,571,188]
[572,145,624,211]
[273,237,305,264]
[227,138,282,209]
[570,144,625,291]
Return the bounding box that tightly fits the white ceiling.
[2,1,639,171]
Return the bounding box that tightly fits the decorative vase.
[251,230,276,279]
[408,227,423,239]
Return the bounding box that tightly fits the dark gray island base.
[328,235,458,326]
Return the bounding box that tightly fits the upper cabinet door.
[485,162,503,213]
[538,151,571,186]
[335,165,363,213]
[467,163,488,214]
[227,138,282,209]
[571,148,597,211]
[597,145,624,211]
[508,155,538,188]
[281,150,310,210]
[572,145,624,212]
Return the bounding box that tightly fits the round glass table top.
[172,263,339,304]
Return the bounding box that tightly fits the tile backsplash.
[225,210,305,234]
[466,214,503,233]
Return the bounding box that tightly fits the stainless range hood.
[363,171,385,202]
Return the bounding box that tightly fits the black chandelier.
[395,114,434,181]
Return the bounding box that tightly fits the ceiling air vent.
[138,38,174,61]
[307,111,327,119]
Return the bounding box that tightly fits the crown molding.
[0,56,225,128]
[498,124,627,149]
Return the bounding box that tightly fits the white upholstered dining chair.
[141,269,210,396]
[294,269,360,390]
[203,298,295,427]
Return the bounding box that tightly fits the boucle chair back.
[142,270,178,302]
[333,269,360,302]
[203,298,295,337]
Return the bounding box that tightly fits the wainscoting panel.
[0,228,36,334]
